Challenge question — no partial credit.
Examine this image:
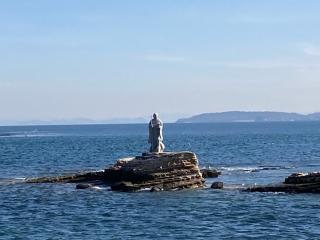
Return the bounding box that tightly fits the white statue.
[148,113,165,153]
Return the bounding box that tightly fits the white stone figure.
[148,113,165,153]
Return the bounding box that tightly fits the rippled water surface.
[1,122,320,239]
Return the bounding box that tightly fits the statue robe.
[148,118,165,153]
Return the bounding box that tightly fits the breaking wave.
[218,165,293,173]
[0,177,26,185]
[0,131,60,138]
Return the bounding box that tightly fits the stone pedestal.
[106,152,204,191]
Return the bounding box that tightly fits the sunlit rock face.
[107,152,204,192]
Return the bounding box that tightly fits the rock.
[26,171,106,184]
[150,186,162,192]
[246,172,320,193]
[26,151,205,192]
[110,181,140,192]
[76,183,93,189]
[106,152,204,192]
[211,182,223,189]
[284,172,320,184]
[201,168,221,178]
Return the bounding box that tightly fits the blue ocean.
[1,122,320,239]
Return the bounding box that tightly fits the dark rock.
[201,168,221,178]
[76,183,93,189]
[211,182,223,189]
[284,172,320,184]
[110,181,140,192]
[26,171,106,183]
[246,172,320,193]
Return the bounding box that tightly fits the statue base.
[107,151,205,191]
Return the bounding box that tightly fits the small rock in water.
[201,168,221,178]
[76,183,93,189]
[211,182,223,189]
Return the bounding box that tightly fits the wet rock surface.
[211,182,223,189]
[76,183,94,189]
[247,172,320,193]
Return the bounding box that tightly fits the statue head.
[153,113,158,120]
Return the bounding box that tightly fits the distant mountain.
[308,112,320,121]
[176,111,320,123]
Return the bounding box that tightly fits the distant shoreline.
[1,111,320,127]
[176,111,320,123]
[1,120,320,128]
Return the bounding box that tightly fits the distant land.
[2,112,320,126]
[176,111,320,123]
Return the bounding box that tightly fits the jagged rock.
[211,182,223,189]
[200,168,221,178]
[247,172,320,193]
[26,151,204,192]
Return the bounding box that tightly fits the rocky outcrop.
[107,152,204,191]
[26,151,205,192]
[26,171,106,184]
[247,172,320,193]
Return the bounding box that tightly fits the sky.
[1,0,320,123]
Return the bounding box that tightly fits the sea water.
[1,122,320,239]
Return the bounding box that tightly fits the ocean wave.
[91,186,105,190]
[218,165,293,173]
[0,177,26,185]
[0,131,60,138]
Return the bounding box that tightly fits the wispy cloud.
[303,44,320,56]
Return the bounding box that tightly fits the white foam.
[14,177,26,180]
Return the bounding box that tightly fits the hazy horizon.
[1,1,320,124]
[1,110,320,126]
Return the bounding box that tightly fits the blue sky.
[1,0,320,122]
